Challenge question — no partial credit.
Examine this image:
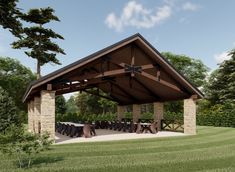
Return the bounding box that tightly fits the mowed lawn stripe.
[0,126,234,172]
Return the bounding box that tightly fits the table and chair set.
[56,119,159,138]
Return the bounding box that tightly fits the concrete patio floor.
[55,129,187,145]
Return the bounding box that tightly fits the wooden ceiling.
[23,34,203,105]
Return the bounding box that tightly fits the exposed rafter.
[82,89,115,101]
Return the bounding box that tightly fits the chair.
[136,120,143,134]
[83,123,91,138]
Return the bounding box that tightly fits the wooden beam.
[190,94,198,100]
[139,71,183,93]
[54,78,106,91]
[56,85,95,95]
[47,84,52,91]
[70,68,126,82]
[82,90,115,101]
[131,45,135,77]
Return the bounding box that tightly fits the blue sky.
[1,0,235,76]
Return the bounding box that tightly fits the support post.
[154,102,164,130]
[27,100,34,132]
[40,90,56,140]
[133,104,141,122]
[117,105,125,121]
[184,98,196,135]
[34,97,41,134]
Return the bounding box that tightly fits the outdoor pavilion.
[23,33,203,140]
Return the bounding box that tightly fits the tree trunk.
[37,60,41,79]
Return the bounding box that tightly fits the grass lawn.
[0,126,235,172]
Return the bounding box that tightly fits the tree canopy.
[162,52,209,88]
[12,7,65,78]
[0,0,22,37]
[75,90,117,115]
[0,86,19,132]
[206,52,235,105]
[0,57,35,111]
[55,95,67,115]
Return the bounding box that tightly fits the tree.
[75,90,115,115]
[161,52,209,113]
[55,95,66,115]
[0,86,19,132]
[0,0,22,37]
[76,91,103,115]
[162,52,209,87]
[98,97,117,114]
[65,96,79,114]
[0,57,35,111]
[206,51,235,104]
[12,7,65,79]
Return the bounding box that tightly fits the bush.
[0,125,52,168]
[0,86,20,132]
[197,102,235,127]
[141,112,153,120]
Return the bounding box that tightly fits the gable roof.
[23,33,203,103]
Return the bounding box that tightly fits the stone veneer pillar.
[132,104,141,122]
[117,105,125,121]
[184,98,196,135]
[40,90,56,140]
[28,100,34,132]
[153,102,164,131]
[34,97,41,134]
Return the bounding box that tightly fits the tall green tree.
[76,91,103,115]
[0,57,35,111]
[161,52,209,113]
[65,96,79,114]
[55,95,66,115]
[162,52,209,87]
[0,86,19,132]
[206,50,235,104]
[98,97,117,114]
[12,7,65,79]
[0,0,22,37]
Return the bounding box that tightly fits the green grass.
[1,126,235,172]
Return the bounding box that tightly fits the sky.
[1,0,235,77]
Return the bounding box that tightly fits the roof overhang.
[23,33,204,104]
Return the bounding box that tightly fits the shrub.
[0,86,19,132]
[141,112,153,120]
[0,125,52,168]
[197,102,235,127]
[164,111,183,121]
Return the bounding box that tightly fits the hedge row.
[197,103,235,127]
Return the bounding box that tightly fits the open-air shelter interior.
[23,33,203,140]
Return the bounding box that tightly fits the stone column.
[184,98,196,135]
[27,100,34,132]
[117,105,125,120]
[133,104,141,122]
[34,97,41,134]
[154,102,164,130]
[40,90,56,140]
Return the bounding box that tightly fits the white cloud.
[182,2,200,11]
[105,1,172,32]
[214,51,232,64]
